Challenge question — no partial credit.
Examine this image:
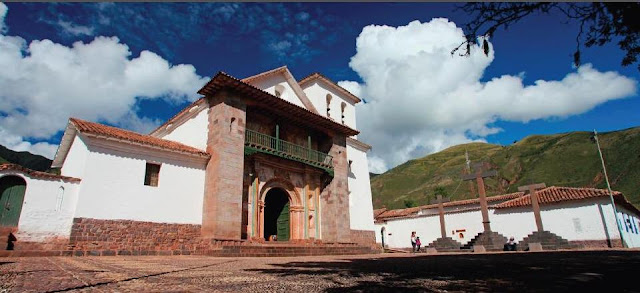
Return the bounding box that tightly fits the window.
[572,218,582,233]
[348,160,353,173]
[275,84,285,98]
[341,102,347,124]
[144,162,161,187]
[326,94,332,117]
[55,186,64,211]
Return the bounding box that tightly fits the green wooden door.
[0,177,26,227]
[276,202,290,241]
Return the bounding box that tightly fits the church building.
[0,66,378,255]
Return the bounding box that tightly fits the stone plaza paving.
[1,250,639,292]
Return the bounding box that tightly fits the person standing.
[416,237,422,252]
[411,231,417,252]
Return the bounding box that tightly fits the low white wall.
[375,197,640,249]
[618,206,640,248]
[375,209,484,249]
[347,143,375,232]
[0,172,80,241]
[73,137,207,225]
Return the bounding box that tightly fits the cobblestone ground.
[1,250,639,292]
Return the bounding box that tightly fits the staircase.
[461,231,508,251]
[519,231,576,251]
[426,237,462,252]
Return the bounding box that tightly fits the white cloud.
[344,19,637,172]
[56,20,94,36]
[0,2,7,33]
[0,5,208,159]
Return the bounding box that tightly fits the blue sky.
[0,3,638,172]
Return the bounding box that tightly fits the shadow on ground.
[248,251,640,292]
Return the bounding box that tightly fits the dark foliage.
[0,144,52,171]
[455,3,640,71]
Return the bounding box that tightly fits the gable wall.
[302,81,357,130]
[60,135,89,179]
[160,106,209,150]
[73,138,206,225]
[250,75,305,108]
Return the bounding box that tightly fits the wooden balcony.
[244,129,333,175]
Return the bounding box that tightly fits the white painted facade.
[301,81,357,130]
[72,136,207,224]
[0,171,80,241]
[8,66,377,244]
[375,197,640,249]
[347,142,376,231]
[160,105,210,151]
[250,74,306,108]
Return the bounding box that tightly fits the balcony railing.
[244,129,333,172]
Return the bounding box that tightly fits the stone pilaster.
[202,92,246,240]
[320,135,351,243]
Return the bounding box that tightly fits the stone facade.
[202,92,247,239]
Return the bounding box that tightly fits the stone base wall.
[350,229,377,245]
[69,218,206,251]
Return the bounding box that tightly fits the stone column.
[201,92,247,240]
[321,134,350,243]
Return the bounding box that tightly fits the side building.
[374,186,640,250]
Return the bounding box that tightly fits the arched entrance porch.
[0,176,27,227]
[263,188,290,241]
[257,178,304,241]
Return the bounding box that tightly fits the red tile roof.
[70,118,209,158]
[375,192,523,221]
[197,72,359,136]
[298,72,362,103]
[0,163,81,182]
[493,186,624,209]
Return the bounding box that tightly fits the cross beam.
[518,183,547,232]
[462,162,497,232]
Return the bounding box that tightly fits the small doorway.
[264,188,290,241]
[0,176,26,227]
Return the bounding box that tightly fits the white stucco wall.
[0,172,81,241]
[375,197,640,249]
[250,74,305,108]
[302,81,356,130]
[618,206,640,248]
[161,107,209,151]
[73,138,206,225]
[60,134,89,179]
[347,143,375,232]
[374,209,484,249]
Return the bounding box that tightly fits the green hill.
[371,127,640,209]
[0,144,53,172]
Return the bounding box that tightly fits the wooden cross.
[462,162,497,232]
[518,183,547,232]
[435,194,447,238]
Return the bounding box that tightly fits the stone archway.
[263,188,289,241]
[258,178,303,241]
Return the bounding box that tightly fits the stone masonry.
[202,92,247,240]
[320,135,351,243]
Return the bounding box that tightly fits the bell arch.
[257,178,304,240]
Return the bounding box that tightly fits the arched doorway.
[263,188,290,241]
[0,176,26,227]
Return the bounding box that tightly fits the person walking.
[410,231,417,252]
